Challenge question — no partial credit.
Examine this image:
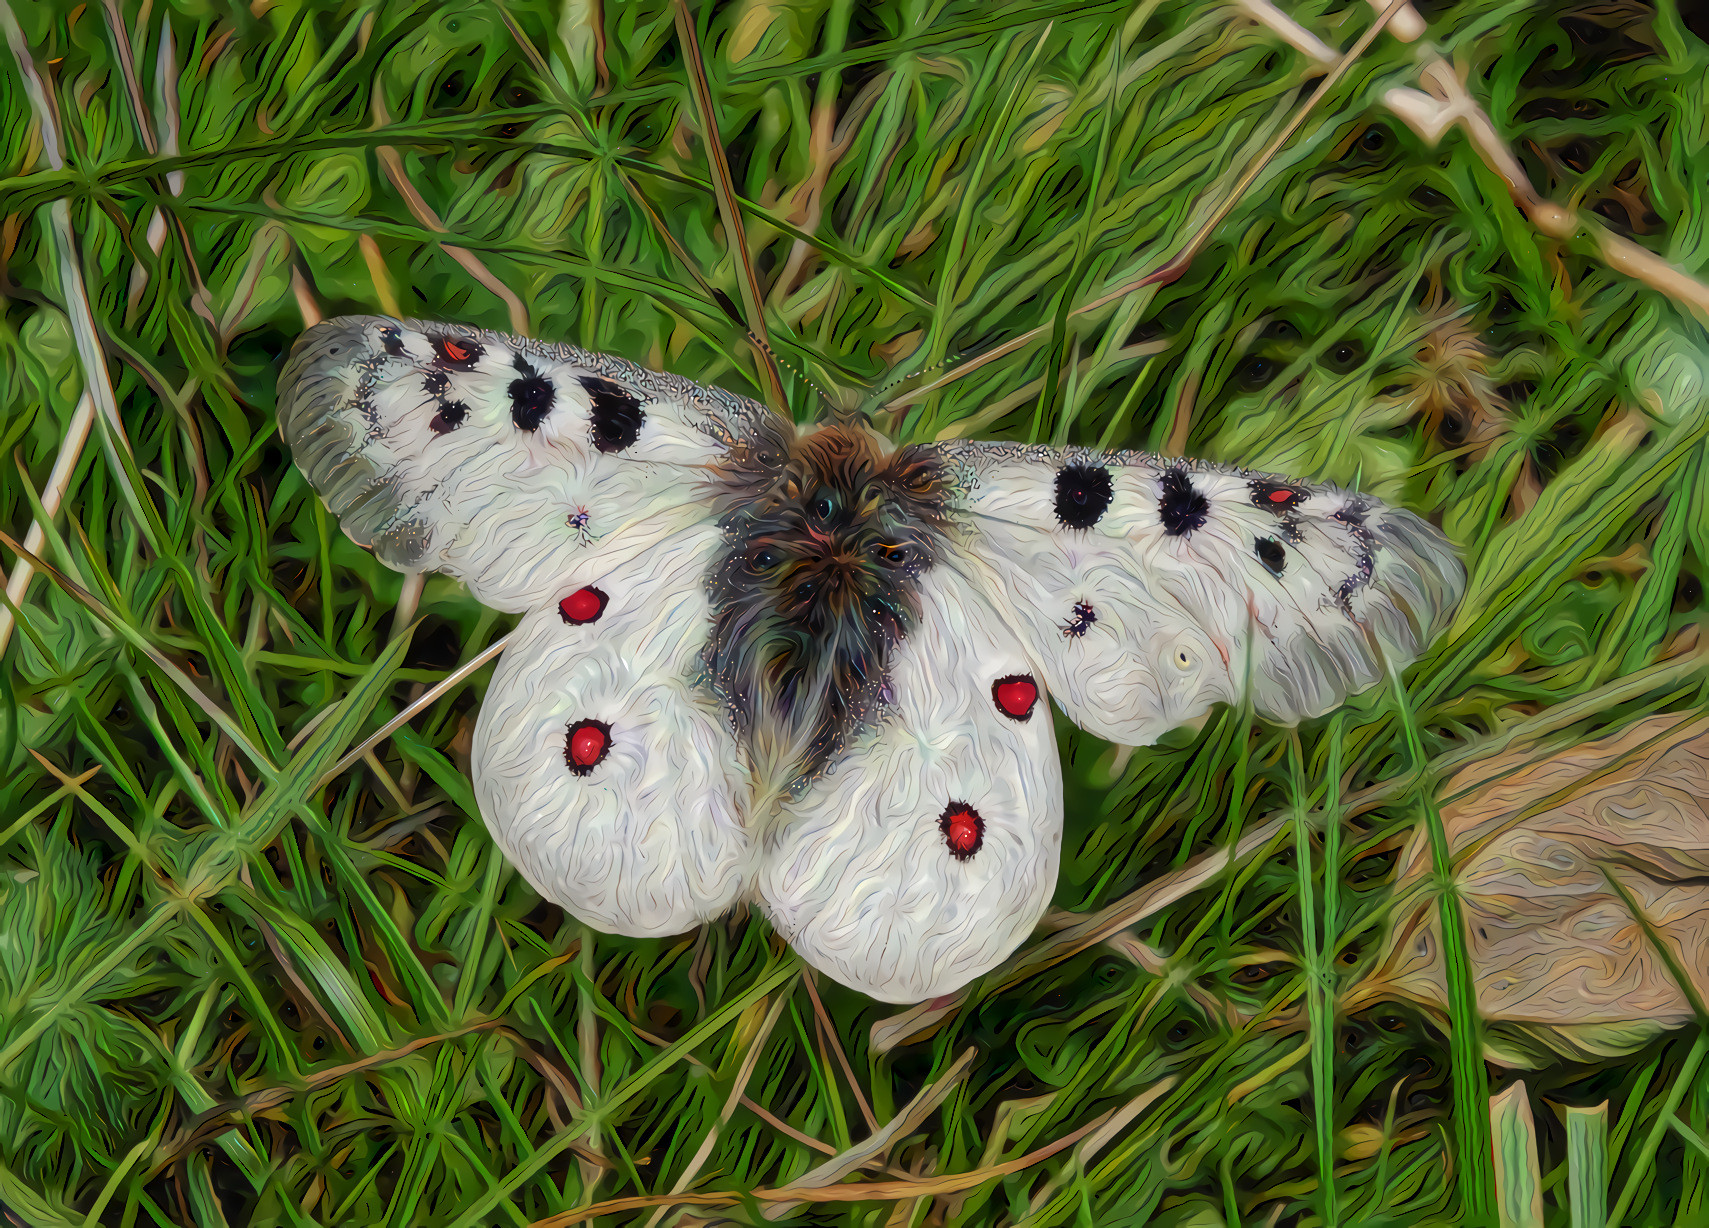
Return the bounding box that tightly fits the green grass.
[3,0,1709,1224]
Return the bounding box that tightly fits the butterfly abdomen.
[705,423,950,794]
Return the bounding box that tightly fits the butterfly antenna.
[764,344,847,425]
[871,347,970,401]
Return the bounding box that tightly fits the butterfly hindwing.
[929,441,1464,745]
[277,315,775,610]
[758,562,1062,1003]
[472,525,755,937]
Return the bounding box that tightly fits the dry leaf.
[1346,710,1709,1066]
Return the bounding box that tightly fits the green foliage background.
[2,0,1709,1224]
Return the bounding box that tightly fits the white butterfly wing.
[277,315,777,610]
[757,563,1062,1003]
[472,525,755,937]
[930,441,1463,745]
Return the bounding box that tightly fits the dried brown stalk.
[1240,0,1709,322]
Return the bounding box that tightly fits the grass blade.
[1389,658,1493,1220]
[1490,1081,1543,1228]
[1564,1101,1608,1228]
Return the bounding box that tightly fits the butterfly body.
[703,421,949,794]
[280,315,1464,1001]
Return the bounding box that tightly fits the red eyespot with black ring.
[939,802,984,860]
[565,719,612,776]
[991,674,1039,721]
[558,587,608,625]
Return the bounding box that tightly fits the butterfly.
[279,315,1464,1004]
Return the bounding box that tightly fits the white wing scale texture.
[277,315,771,611]
[759,564,1062,1003]
[280,315,1466,1001]
[930,441,1464,746]
[473,526,754,937]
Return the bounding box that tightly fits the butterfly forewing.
[471,524,756,937]
[277,315,771,610]
[758,563,1063,1003]
[929,441,1464,744]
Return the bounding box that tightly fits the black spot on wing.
[582,376,646,453]
[430,400,469,435]
[1053,463,1113,529]
[1061,600,1096,638]
[1331,498,1377,613]
[380,325,406,357]
[509,355,556,432]
[1158,468,1209,536]
[422,368,450,397]
[1254,536,1286,576]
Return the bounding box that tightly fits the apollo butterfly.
[278,316,1463,1002]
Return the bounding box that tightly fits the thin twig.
[624,1018,839,1155]
[528,1090,1104,1227]
[803,970,879,1133]
[643,990,793,1228]
[1243,1,1709,320]
[318,632,513,786]
[369,86,529,334]
[0,393,94,654]
[670,0,789,412]
[1025,1077,1179,1214]
[1,0,160,584]
[760,1046,975,1219]
[128,23,184,311]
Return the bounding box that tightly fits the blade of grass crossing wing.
[323,631,511,785]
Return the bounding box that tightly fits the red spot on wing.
[1249,479,1305,512]
[558,587,608,625]
[565,719,611,775]
[992,674,1039,721]
[939,802,984,860]
[430,334,483,369]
